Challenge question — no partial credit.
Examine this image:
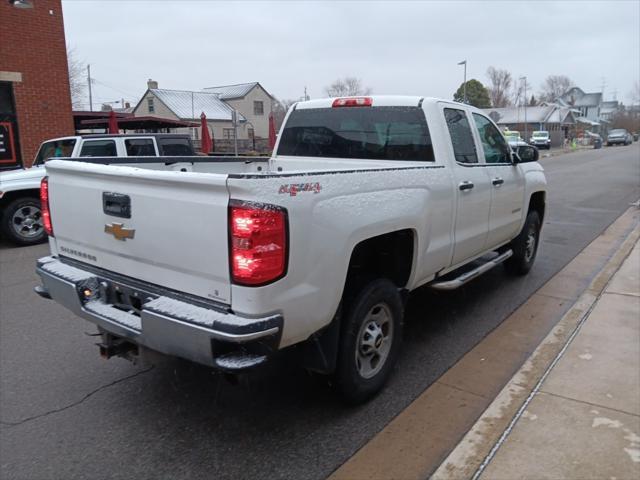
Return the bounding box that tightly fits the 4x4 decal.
[278,182,321,196]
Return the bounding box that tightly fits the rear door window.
[444,108,478,164]
[125,138,156,156]
[157,138,194,156]
[277,106,434,161]
[79,140,117,157]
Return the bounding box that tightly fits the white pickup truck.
[35,96,546,403]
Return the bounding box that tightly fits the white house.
[133,80,273,149]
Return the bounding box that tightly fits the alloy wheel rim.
[524,225,537,262]
[355,303,394,379]
[11,205,43,238]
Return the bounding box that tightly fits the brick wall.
[0,0,74,167]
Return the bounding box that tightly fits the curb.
[430,206,640,480]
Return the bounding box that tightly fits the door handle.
[459,181,474,191]
[492,177,504,186]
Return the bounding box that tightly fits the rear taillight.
[40,176,53,236]
[332,97,373,107]
[229,202,288,286]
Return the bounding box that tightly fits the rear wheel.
[335,278,403,404]
[0,197,46,246]
[504,210,541,276]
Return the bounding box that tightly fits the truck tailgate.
[45,160,231,304]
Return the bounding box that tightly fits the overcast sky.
[62,0,640,109]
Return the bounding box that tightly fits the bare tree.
[539,75,574,103]
[271,98,298,130]
[67,46,86,109]
[324,77,372,97]
[631,81,640,105]
[486,67,513,107]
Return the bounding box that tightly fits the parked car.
[529,131,551,149]
[606,129,633,146]
[0,134,195,246]
[503,130,522,145]
[35,96,547,403]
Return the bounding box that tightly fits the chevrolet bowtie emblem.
[104,222,135,241]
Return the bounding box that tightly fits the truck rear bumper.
[35,256,282,371]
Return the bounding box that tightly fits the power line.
[92,78,139,98]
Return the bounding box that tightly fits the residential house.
[600,100,620,122]
[483,105,577,147]
[133,80,273,152]
[555,86,607,133]
[203,82,273,139]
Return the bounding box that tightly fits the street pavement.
[1,144,639,480]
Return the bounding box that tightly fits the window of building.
[147,97,155,113]
[79,140,117,157]
[253,101,264,115]
[444,108,478,164]
[472,113,511,164]
[223,128,235,140]
[125,138,156,156]
[0,82,20,167]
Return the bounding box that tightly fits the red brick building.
[0,0,74,169]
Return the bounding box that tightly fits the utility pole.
[87,64,93,111]
[232,109,238,157]
[520,76,528,141]
[304,86,309,101]
[458,60,467,103]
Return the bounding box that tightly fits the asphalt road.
[1,144,639,480]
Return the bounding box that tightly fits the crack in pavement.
[0,366,155,428]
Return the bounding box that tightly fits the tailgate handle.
[103,192,131,219]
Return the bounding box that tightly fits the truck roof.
[295,95,465,110]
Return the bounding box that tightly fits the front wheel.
[0,197,47,246]
[504,210,541,276]
[334,278,404,404]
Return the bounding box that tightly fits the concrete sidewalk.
[472,242,640,479]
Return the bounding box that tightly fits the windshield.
[504,132,520,139]
[277,106,434,161]
[532,132,548,138]
[609,129,625,135]
[33,139,76,166]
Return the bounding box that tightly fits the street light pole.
[520,76,528,141]
[458,60,467,103]
[87,64,93,111]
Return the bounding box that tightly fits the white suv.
[0,134,195,245]
[529,131,551,149]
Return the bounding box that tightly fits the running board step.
[430,250,513,291]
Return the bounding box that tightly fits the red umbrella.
[200,112,212,154]
[268,112,277,150]
[108,110,119,134]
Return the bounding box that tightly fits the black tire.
[504,210,541,276]
[334,278,404,404]
[0,197,47,246]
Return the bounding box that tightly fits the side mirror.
[514,145,539,163]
